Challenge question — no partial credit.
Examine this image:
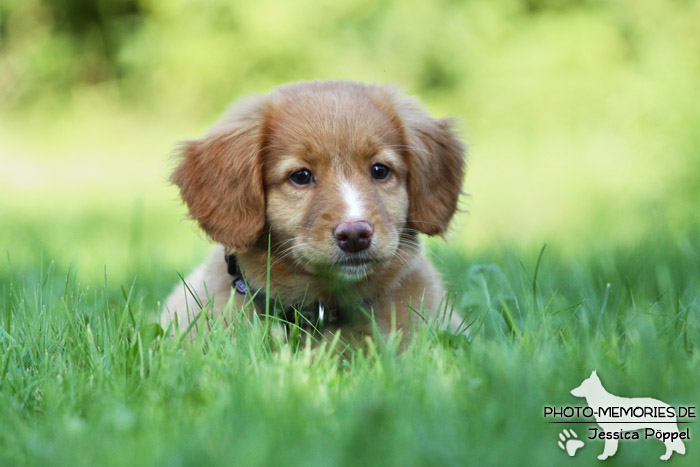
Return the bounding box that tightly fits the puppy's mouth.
[287,240,388,281]
[330,255,377,280]
[336,257,373,267]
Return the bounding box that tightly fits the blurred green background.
[1,0,699,291]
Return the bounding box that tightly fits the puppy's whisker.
[270,238,299,257]
[392,249,413,269]
[271,243,305,260]
[272,243,311,266]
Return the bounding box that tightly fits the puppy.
[162,81,467,343]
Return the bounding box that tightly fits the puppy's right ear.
[171,98,268,250]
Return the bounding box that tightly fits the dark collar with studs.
[224,253,341,332]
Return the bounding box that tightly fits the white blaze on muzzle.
[341,180,365,220]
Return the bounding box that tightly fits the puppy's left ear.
[387,89,467,236]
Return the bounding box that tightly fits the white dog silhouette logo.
[570,370,687,461]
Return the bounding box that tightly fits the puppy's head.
[173,81,466,281]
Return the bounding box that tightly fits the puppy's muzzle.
[333,220,373,253]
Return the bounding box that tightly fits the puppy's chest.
[233,275,377,320]
[229,252,407,328]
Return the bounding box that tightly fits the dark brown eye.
[289,169,314,185]
[371,164,391,180]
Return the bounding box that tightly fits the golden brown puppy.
[162,81,467,343]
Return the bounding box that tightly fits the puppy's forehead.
[268,86,402,159]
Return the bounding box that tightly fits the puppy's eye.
[289,169,314,186]
[370,163,391,181]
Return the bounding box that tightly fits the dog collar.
[224,253,338,331]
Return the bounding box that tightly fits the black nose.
[333,221,373,253]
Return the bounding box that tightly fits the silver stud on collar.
[317,303,325,330]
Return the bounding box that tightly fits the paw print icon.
[558,429,584,456]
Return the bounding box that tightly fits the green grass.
[3,1,700,464]
[2,225,699,466]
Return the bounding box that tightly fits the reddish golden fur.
[164,81,467,342]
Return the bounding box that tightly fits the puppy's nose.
[333,221,373,253]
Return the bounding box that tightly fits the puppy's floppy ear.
[171,97,268,250]
[388,89,466,236]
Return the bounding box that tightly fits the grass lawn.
[2,221,698,466]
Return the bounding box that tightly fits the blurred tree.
[520,0,593,14]
[40,0,144,82]
[0,0,146,106]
